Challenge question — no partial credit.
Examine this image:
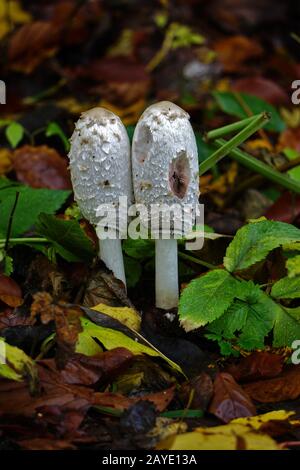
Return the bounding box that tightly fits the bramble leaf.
[224,220,300,272]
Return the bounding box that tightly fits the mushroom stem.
[99,239,126,287]
[155,238,179,310]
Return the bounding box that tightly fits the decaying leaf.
[209,372,256,423]
[13,145,71,190]
[157,410,298,450]
[243,365,300,403]
[0,274,23,307]
[91,303,141,331]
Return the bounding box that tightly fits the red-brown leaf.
[264,192,300,223]
[243,365,300,403]
[0,274,23,308]
[232,77,289,106]
[13,145,71,190]
[226,352,284,383]
[209,372,256,423]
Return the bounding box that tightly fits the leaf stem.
[0,237,48,249]
[205,115,258,140]
[178,251,216,270]
[214,138,300,194]
[199,112,270,175]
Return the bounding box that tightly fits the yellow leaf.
[77,317,184,376]
[156,429,279,450]
[232,410,295,429]
[0,0,32,40]
[92,303,141,331]
[245,138,273,152]
[0,148,13,175]
[156,410,298,450]
[0,338,37,384]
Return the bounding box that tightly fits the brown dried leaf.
[8,21,61,73]
[226,352,284,383]
[209,372,256,423]
[0,274,23,308]
[13,145,71,190]
[232,77,288,106]
[214,35,263,73]
[243,365,300,403]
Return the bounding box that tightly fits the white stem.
[99,239,126,288]
[155,238,179,310]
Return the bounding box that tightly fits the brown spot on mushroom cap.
[169,152,191,199]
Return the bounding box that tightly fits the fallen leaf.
[8,21,61,73]
[92,303,141,331]
[226,351,284,382]
[0,339,38,388]
[277,128,300,154]
[0,0,32,40]
[13,145,71,190]
[209,372,256,423]
[83,264,135,308]
[213,35,263,72]
[157,410,297,450]
[232,77,288,106]
[265,192,300,223]
[0,274,23,307]
[60,349,134,386]
[0,149,13,175]
[180,373,214,410]
[243,365,300,403]
[31,293,82,366]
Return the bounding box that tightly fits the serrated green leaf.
[273,306,300,348]
[213,91,285,132]
[224,220,300,273]
[5,122,24,148]
[36,213,95,262]
[179,269,241,331]
[286,255,300,278]
[0,186,70,237]
[271,276,300,299]
[207,282,275,351]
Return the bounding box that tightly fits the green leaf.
[36,213,95,263]
[213,91,285,133]
[0,186,70,237]
[207,282,276,351]
[178,269,241,331]
[5,122,24,148]
[46,122,70,152]
[273,305,300,348]
[286,255,300,278]
[123,238,155,260]
[124,256,142,288]
[271,276,300,299]
[0,338,38,387]
[224,220,300,273]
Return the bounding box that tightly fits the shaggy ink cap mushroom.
[69,107,132,287]
[132,101,199,310]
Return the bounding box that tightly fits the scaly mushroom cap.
[132,101,199,236]
[69,107,132,233]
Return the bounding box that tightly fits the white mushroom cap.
[132,101,199,237]
[69,107,132,236]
